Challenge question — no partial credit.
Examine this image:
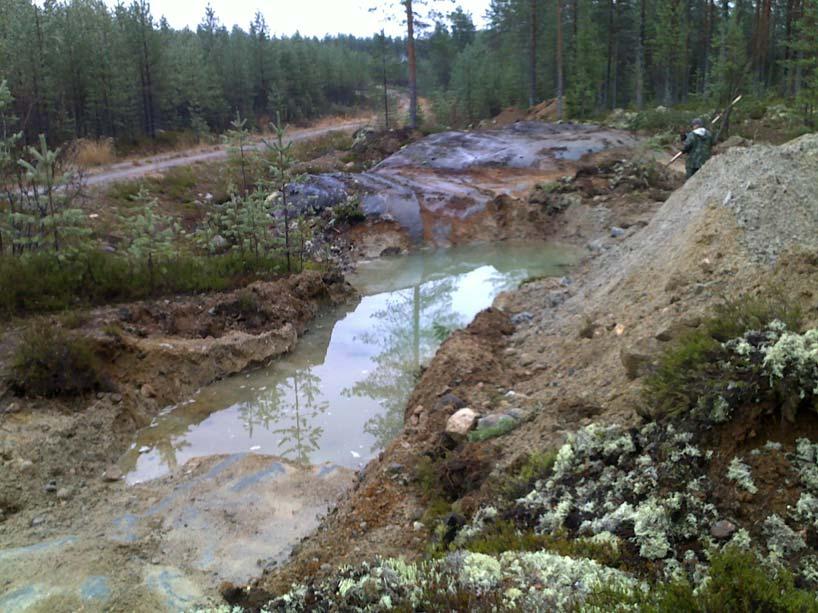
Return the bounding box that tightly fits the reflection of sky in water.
[122,241,577,484]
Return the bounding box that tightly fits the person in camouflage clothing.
[682,118,713,178]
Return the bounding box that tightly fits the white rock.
[445,408,478,438]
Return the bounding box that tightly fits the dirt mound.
[482,99,561,128]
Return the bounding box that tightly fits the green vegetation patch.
[9,325,105,397]
[644,294,803,418]
[468,416,518,442]
[586,547,818,612]
[0,251,287,316]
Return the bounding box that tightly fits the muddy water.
[0,241,577,612]
[122,241,577,485]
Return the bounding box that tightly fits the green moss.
[468,417,518,442]
[464,522,621,568]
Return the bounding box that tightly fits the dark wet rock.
[281,123,636,246]
[379,246,402,257]
[436,393,467,411]
[477,414,517,430]
[546,291,570,308]
[285,174,349,215]
[511,311,534,325]
[710,520,737,540]
[386,463,405,476]
[507,408,527,421]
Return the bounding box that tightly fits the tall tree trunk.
[635,0,645,109]
[529,0,538,107]
[606,0,615,108]
[556,0,564,119]
[405,0,418,129]
[381,30,390,128]
[703,0,714,93]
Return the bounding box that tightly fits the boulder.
[445,408,478,438]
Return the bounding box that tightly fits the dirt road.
[82,120,369,187]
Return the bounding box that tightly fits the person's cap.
[691,117,704,127]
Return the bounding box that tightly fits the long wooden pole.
[666,95,742,166]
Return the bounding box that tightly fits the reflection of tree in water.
[239,367,328,465]
[344,276,464,451]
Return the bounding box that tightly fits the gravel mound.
[687,134,818,264]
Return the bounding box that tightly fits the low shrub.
[151,166,198,201]
[332,196,366,225]
[502,450,557,499]
[586,547,818,612]
[72,138,115,168]
[290,130,353,161]
[9,326,104,397]
[644,293,802,417]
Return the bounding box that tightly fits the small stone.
[413,521,425,531]
[56,488,71,500]
[610,226,626,238]
[435,394,466,411]
[17,459,34,473]
[111,393,123,404]
[506,408,527,421]
[711,520,737,540]
[510,311,534,325]
[102,466,123,482]
[386,463,404,476]
[43,481,58,493]
[30,516,46,527]
[655,326,674,342]
[445,408,478,438]
[140,384,157,399]
[620,346,655,380]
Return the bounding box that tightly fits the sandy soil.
[82,120,370,188]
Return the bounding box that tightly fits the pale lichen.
[726,457,758,494]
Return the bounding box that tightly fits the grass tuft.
[9,325,104,397]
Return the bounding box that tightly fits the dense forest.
[0,0,383,147]
[2,0,818,148]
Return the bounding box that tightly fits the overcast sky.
[114,1,492,37]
